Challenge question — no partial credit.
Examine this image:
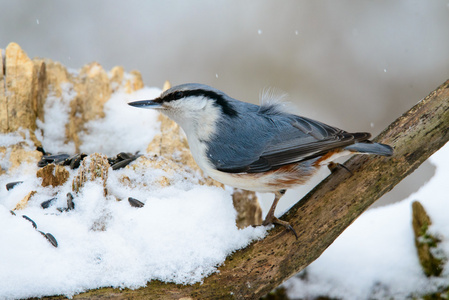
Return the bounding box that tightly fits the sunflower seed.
[69,153,87,169]
[128,197,144,208]
[67,193,75,210]
[38,154,70,167]
[41,198,57,209]
[117,152,132,160]
[6,181,23,191]
[39,231,58,247]
[22,215,37,229]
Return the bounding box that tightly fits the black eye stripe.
[161,89,239,117]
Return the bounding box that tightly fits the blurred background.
[1,0,448,208]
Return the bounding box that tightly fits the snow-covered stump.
[0,43,265,299]
[0,41,145,172]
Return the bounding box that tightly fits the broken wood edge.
[42,79,449,299]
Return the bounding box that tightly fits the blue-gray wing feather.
[206,102,373,173]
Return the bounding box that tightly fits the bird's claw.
[263,216,298,239]
[285,223,298,239]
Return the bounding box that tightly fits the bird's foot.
[263,216,298,239]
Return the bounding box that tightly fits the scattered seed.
[39,152,141,169]
[22,215,37,229]
[6,181,24,191]
[38,154,70,167]
[41,198,57,209]
[44,233,58,247]
[112,158,133,170]
[117,152,131,160]
[114,156,141,170]
[128,197,144,208]
[10,208,59,248]
[39,231,58,248]
[69,153,87,169]
[67,193,75,210]
[109,152,141,170]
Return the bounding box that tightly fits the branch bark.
[46,80,449,299]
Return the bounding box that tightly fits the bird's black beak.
[127,99,163,109]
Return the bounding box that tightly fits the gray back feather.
[206,97,380,173]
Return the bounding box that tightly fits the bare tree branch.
[46,80,449,299]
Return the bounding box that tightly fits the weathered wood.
[42,79,449,299]
[412,201,444,277]
[0,43,146,173]
[36,164,70,187]
[233,189,263,229]
[1,43,38,135]
[0,43,264,289]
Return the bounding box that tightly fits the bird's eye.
[174,91,183,99]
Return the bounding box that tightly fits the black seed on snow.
[59,157,72,166]
[37,160,48,167]
[112,155,141,170]
[38,154,70,167]
[69,153,87,169]
[112,159,133,170]
[67,193,75,210]
[6,181,23,191]
[128,197,144,208]
[41,198,57,209]
[22,215,37,229]
[44,233,58,247]
[10,210,16,216]
[117,152,131,160]
[57,207,68,213]
[38,231,58,247]
[53,154,70,161]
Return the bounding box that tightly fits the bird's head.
[128,83,239,138]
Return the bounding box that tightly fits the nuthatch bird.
[128,83,393,237]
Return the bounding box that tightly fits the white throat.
[161,98,221,173]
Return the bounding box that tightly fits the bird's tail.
[344,142,393,156]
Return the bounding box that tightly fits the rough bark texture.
[0,43,42,142]
[40,77,449,299]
